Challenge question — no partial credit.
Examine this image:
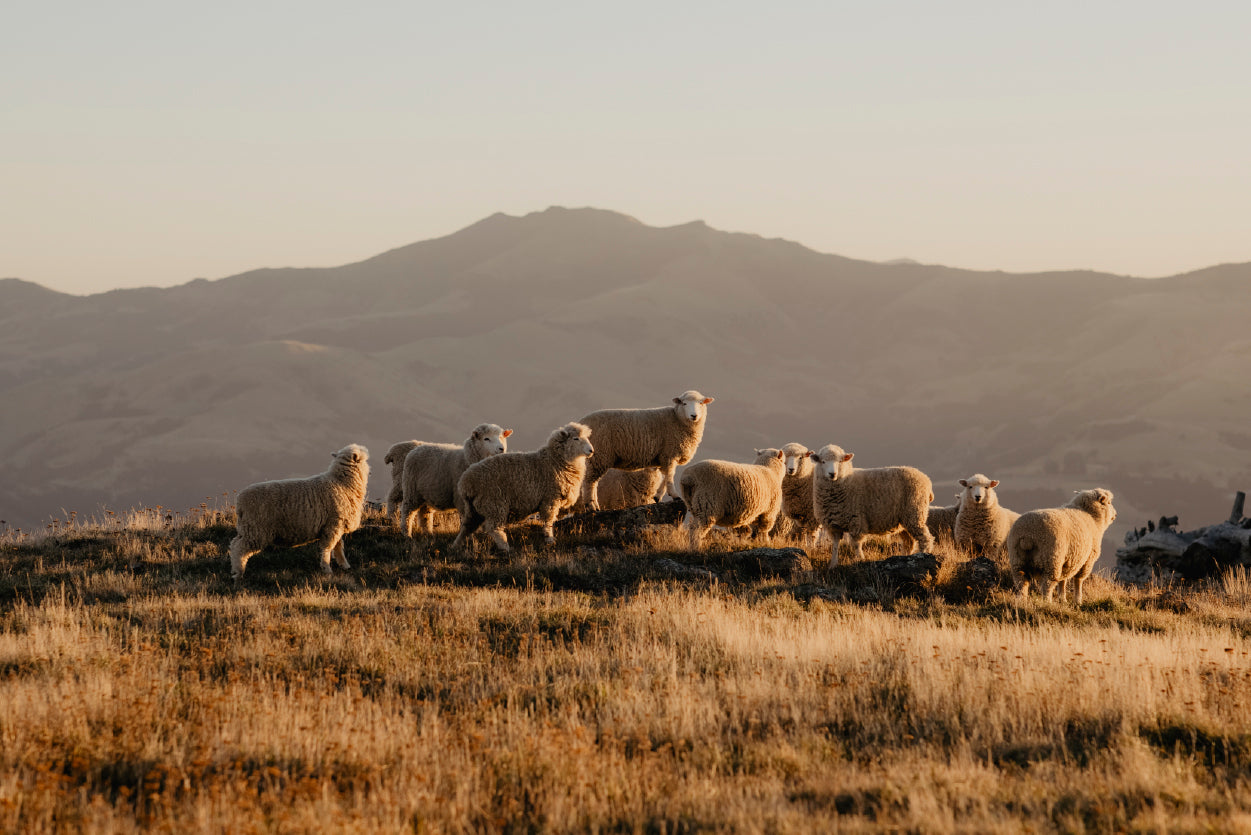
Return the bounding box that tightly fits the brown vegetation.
[3,505,1251,831]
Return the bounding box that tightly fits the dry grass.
[3,507,1251,832]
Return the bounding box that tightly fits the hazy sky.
[4,1,1250,295]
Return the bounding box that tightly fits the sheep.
[925,494,962,553]
[680,448,786,549]
[953,474,1020,564]
[383,440,422,524]
[578,390,714,511]
[229,444,370,579]
[809,444,935,565]
[398,424,512,540]
[594,467,665,511]
[1008,488,1117,605]
[779,442,821,545]
[452,422,594,554]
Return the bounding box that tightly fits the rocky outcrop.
[1115,492,1251,584]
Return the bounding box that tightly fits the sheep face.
[471,423,513,456]
[549,422,594,462]
[781,443,810,476]
[958,474,999,507]
[672,390,714,423]
[810,445,854,481]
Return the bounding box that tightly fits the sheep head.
[1070,488,1116,526]
[549,422,594,462]
[753,448,785,466]
[673,390,714,423]
[332,444,369,466]
[809,444,854,481]
[470,423,512,456]
[780,443,810,476]
[958,474,1000,507]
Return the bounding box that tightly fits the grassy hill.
[3,509,1251,831]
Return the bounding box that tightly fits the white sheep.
[925,494,962,553]
[779,442,821,545]
[579,390,714,511]
[452,422,594,554]
[680,448,786,549]
[1008,488,1117,604]
[229,444,370,579]
[953,474,1020,564]
[383,440,422,525]
[809,444,935,565]
[594,467,665,511]
[398,424,512,540]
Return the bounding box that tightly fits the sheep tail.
[1015,535,1036,555]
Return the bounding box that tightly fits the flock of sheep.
[227,390,1118,604]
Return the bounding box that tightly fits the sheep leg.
[229,537,258,580]
[316,534,339,575]
[419,507,434,534]
[332,538,350,570]
[482,521,510,553]
[399,500,418,538]
[1016,577,1031,598]
[1043,580,1058,602]
[537,504,560,545]
[825,528,847,567]
[685,512,711,550]
[847,534,866,562]
[582,476,603,512]
[659,463,680,502]
[906,523,935,555]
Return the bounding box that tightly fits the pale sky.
[3,1,1250,295]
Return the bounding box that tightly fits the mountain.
[3,207,1249,567]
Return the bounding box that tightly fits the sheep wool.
[229,444,370,579]
[579,390,714,510]
[810,444,935,565]
[953,474,1020,564]
[453,422,594,554]
[383,440,422,525]
[1008,488,1117,605]
[779,442,820,545]
[925,495,962,553]
[680,448,787,549]
[594,467,665,511]
[398,423,512,540]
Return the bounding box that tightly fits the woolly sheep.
[398,424,512,540]
[229,444,370,579]
[953,474,1020,564]
[779,442,821,545]
[680,448,786,550]
[810,444,935,565]
[383,440,422,525]
[1008,488,1117,604]
[578,390,714,511]
[452,422,594,553]
[925,495,962,553]
[594,467,665,511]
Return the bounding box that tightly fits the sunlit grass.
[2,506,1251,831]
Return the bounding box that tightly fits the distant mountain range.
[3,206,1249,566]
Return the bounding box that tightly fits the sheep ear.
[673,397,682,405]
[842,453,854,463]
[701,397,714,405]
[959,479,969,488]
[776,450,784,460]
[989,480,999,489]
[502,429,513,438]
[808,452,818,460]
[754,448,762,456]
[1099,492,1110,504]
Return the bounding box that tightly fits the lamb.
[452,422,594,553]
[383,440,422,524]
[398,424,512,540]
[779,442,821,545]
[594,467,665,511]
[229,444,370,579]
[1008,488,1117,605]
[953,474,1020,564]
[578,390,714,511]
[925,494,962,553]
[680,448,786,549]
[809,444,935,565]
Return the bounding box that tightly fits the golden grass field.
[3,504,1251,833]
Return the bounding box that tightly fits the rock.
[1179,522,1251,580]
[945,556,1001,603]
[554,498,687,541]
[653,558,719,583]
[723,547,813,581]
